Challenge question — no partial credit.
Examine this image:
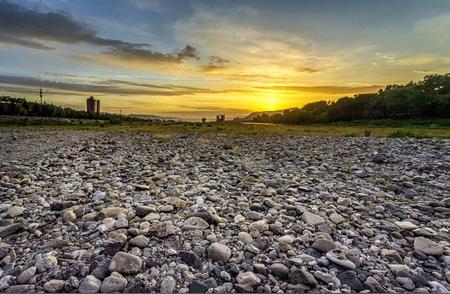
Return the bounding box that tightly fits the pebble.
[326,250,356,269]
[302,212,325,226]
[17,266,36,284]
[160,276,176,294]
[270,263,290,280]
[312,239,337,253]
[0,132,449,293]
[236,272,261,286]
[414,237,444,256]
[238,232,253,243]
[108,252,142,274]
[79,275,101,293]
[290,269,318,287]
[44,279,65,293]
[129,235,149,248]
[100,272,128,293]
[208,243,231,262]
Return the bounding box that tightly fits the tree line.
[0,96,139,122]
[253,73,450,124]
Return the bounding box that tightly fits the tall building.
[86,96,100,113]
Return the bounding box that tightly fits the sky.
[1,0,450,119]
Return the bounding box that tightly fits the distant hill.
[243,108,299,121]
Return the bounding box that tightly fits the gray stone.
[35,255,58,272]
[414,237,444,256]
[290,269,318,287]
[238,232,253,243]
[337,271,363,291]
[149,221,176,237]
[182,217,209,230]
[160,276,176,294]
[0,223,26,238]
[312,239,337,253]
[108,252,142,274]
[79,275,101,293]
[17,266,36,284]
[100,272,128,293]
[270,263,290,280]
[236,272,261,286]
[248,220,269,232]
[43,280,65,293]
[302,212,325,226]
[326,250,356,269]
[208,243,231,262]
[129,235,149,248]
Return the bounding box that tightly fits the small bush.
[364,130,371,137]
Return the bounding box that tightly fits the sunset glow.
[1,0,450,119]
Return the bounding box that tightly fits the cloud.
[104,44,199,64]
[0,34,55,51]
[0,1,198,66]
[296,67,320,73]
[413,69,433,74]
[177,105,250,112]
[256,85,383,94]
[0,74,248,96]
[0,1,146,50]
[201,56,231,72]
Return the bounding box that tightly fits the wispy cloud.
[0,74,248,96]
[256,85,383,94]
[296,67,320,73]
[201,56,231,72]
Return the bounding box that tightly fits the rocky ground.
[0,130,449,293]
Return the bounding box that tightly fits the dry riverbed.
[0,130,449,293]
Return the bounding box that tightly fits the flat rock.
[414,237,444,256]
[302,212,325,226]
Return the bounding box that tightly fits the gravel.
[0,130,449,293]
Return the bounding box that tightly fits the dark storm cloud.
[0,1,198,64]
[0,74,243,96]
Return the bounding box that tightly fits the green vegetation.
[253,74,450,124]
[1,74,450,138]
[1,119,449,138]
[0,96,140,123]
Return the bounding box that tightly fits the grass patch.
[388,130,429,138]
[1,119,449,138]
